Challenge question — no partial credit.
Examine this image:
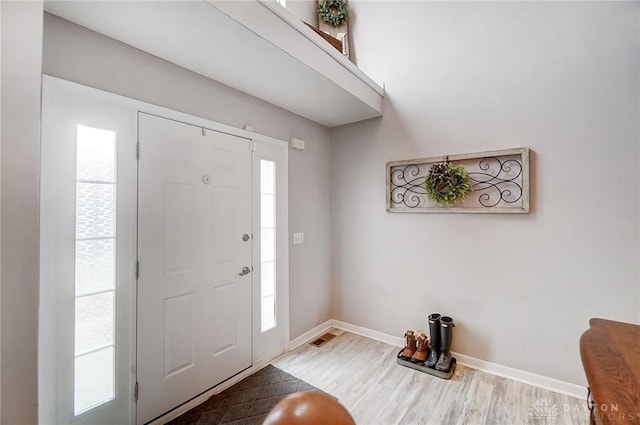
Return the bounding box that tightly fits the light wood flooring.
[272,329,589,425]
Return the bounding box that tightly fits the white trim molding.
[42,76,290,150]
[330,320,405,348]
[451,352,587,400]
[289,319,587,400]
[285,321,335,352]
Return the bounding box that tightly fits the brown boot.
[410,332,429,364]
[399,330,417,360]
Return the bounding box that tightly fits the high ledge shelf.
[44,0,385,128]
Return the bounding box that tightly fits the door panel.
[164,294,195,376]
[137,114,252,424]
[164,184,195,272]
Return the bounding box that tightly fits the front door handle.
[239,266,251,276]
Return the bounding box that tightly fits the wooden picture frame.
[386,147,530,214]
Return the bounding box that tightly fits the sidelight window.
[74,125,117,415]
[260,160,277,332]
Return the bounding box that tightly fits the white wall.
[42,13,332,340]
[285,0,318,25]
[1,1,43,424]
[331,1,640,386]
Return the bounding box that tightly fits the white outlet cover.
[293,232,304,244]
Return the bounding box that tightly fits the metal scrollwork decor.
[386,147,530,213]
[390,164,426,208]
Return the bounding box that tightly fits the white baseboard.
[330,319,405,347]
[323,320,586,400]
[452,353,586,400]
[286,320,335,351]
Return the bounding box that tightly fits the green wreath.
[317,0,349,26]
[425,162,471,206]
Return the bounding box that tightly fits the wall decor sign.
[386,147,530,213]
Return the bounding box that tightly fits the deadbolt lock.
[242,233,250,242]
[239,266,251,276]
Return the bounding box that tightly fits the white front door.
[40,80,136,425]
[136,113,253,424]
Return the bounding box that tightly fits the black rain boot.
[425,313,441,367]
[435,316,455,372]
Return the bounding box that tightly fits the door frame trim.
[41,75,291,423]
[43,76,290,148]
[40,80,139,425]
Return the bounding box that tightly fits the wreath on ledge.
[425,161,471,206]
[317,0,349,26]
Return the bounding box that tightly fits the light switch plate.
[293,232,304,245]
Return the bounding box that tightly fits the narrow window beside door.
[74,125,117,415]
[260,160,277,332]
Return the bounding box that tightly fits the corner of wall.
[1,1,44,424]
[327,125,340,322]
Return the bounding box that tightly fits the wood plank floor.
[272,329,590,425]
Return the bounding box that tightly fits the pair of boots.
[400,330,429,364]
[400,314,455,372]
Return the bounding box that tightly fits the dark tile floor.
[167,365,329,425]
